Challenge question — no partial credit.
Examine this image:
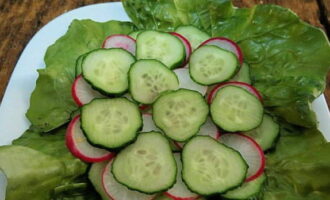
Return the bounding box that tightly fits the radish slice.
[142,113,161,132]
[102,159,156,200]
[219,133,265,182]
[207,81,263,104]
[170,32,192,66]
[102,34,136,55]
[72,75,104,107]
[89,162,111,200]
[200,37,243,65]
[174,118,220,149]
[164,153,199,200]
[174,68,208,96]
[66,115,114,163]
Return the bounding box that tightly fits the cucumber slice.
[103,159,156,200]
[222,174,266,199]
[210,86,263,132]
[81,98,142,149]
[136,30,185,69]
[112,132,177,194]
[142,114,180,152]
[89,161,111,200]
[175,117,220,149]
[75,54,86,76]
[66,115,114,163]
[182,136,248,195]
[153,89,209,142]
[230,63,251,84]
[170,32,192,66]
[189,45,239,85]
[164,153,199,200]
[244,114,280,151]
[129,59,179,104]
[82,48,135,95]
[208,81,262,104]
[175,25,210,50]
[200,37,244,65]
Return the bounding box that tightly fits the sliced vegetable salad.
[1,0,330,200]
[67,27,269,199]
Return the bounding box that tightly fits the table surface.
[0,0,329,108]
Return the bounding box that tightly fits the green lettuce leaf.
[122,0,233,32]
[263,125,330,199]
[217,5,330,127]
[0,127,88,200]
[26,20,136,132]
[122,0,330,128]
[12,127,87,175]
[122,0,180,31]
[52,178,101,200]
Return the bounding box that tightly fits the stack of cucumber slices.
[67,25,280,200]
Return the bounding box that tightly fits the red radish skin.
[200,37,243,65]
[216,131,221,139]
[173,141,183,150]
[139,104,150,111]
[240,134,266,182]
[102,158,156,200]
[102,34,136,55]
[71,75,104,107]
[207,81,263,104]
[66,115,114,163]
[219,133,265,182]
[71,75,84,107]
[170,32,192,66]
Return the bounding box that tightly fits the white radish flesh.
[102,34,136,55]
[72,75,104,107]
[175,118,220,149]
[219,133,265,182]
[170,32,192,66]
[200,37,243,64]
[165,153,199,200]
[66,115,113,163]
[207,81,263,104]
[102,159,156,200]
[174,68,208,96]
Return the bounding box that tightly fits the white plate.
[0,2,329,199]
